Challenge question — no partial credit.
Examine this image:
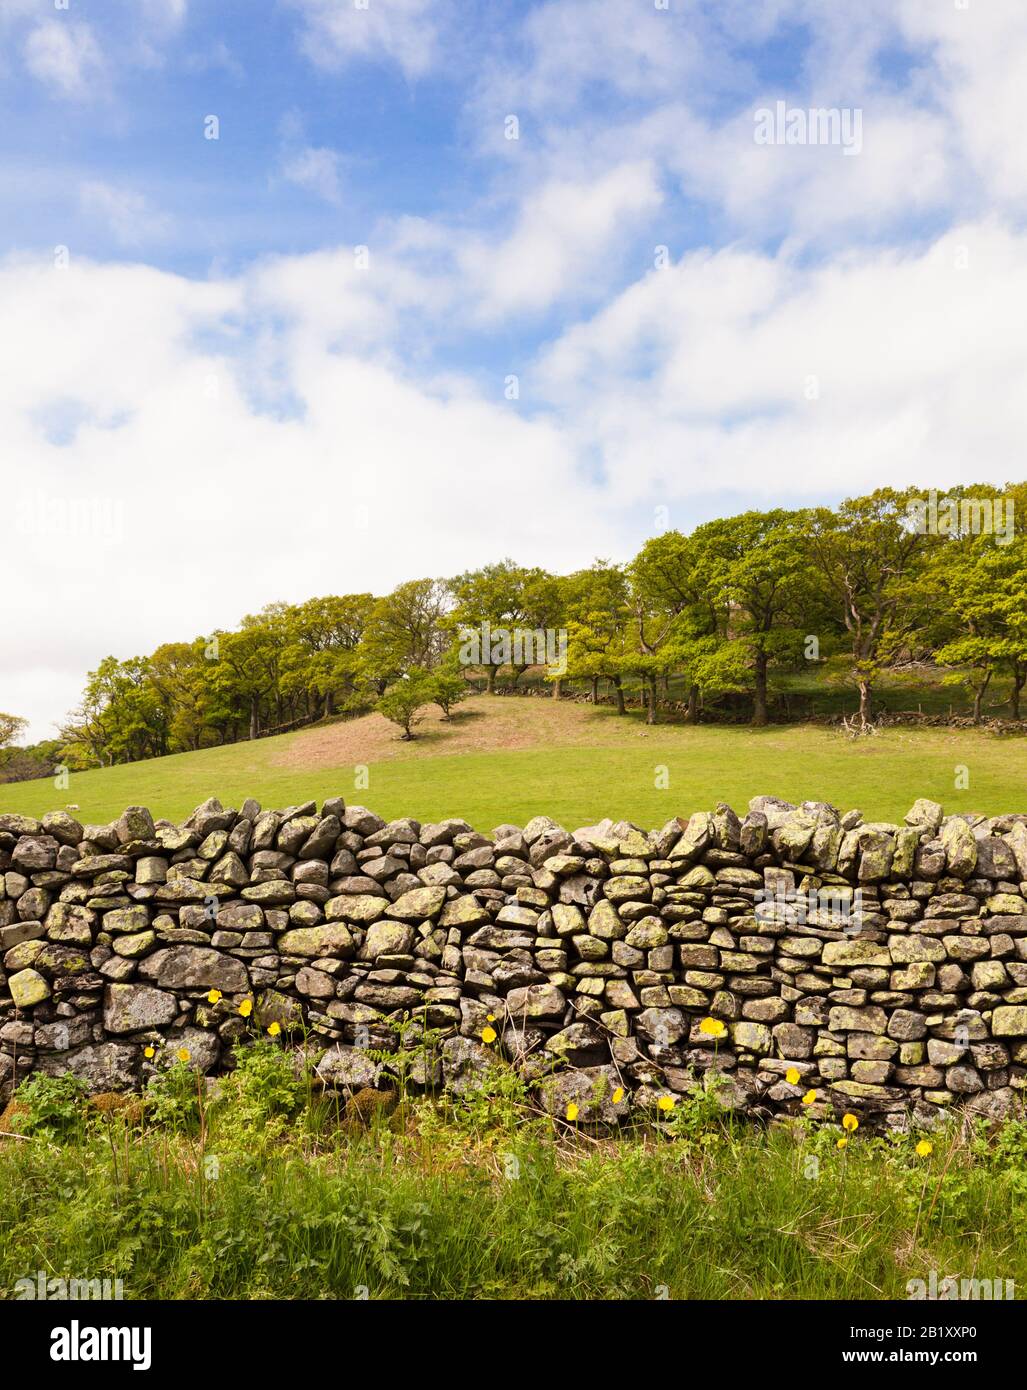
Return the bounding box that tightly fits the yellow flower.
[837,1136,848,1150]
[699,1017,727,1039]
[238,999,253,1018]
[486,1013,496,1022]
[916,1139,933,1158]
[176,1048,191,1063]
[207,989,222,1004]
[842,1112,859,1133]
[267,1022,281,1037]
[657,1095,676,1113]
[612,1087,624,1104]
[566,1102,579,1121]
[786,1067,801,1086]
[144,1046,155,1059]
[481,1026,497,1044]
[801,1089,816,1106]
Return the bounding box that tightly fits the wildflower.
[566,1102,579,1121]
[786,1067,800,1086]
[842,1113,859,1133]
[699,1017,727,1039]
[486,1013,496,1022]
[612,1087,624,1103]
[481,1026,497,1044]
[239,999,253,1018]
[801,1089,816,1106]
[207,989,222,1004]
[144,1046,155,1059]
[916,1139,933,1158]
[657,1095,676,1113]
[267,1022,281,1037]
[837,1137,848,1150]
[176,1048,191,1063]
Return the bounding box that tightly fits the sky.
[2,0,1027,742]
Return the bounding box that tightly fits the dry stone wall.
[3,794,1027,1129]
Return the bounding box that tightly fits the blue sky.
[3,0,1026,738]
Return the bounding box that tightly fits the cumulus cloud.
[23,19,103,98]
[286,0,441,78]
[0,252,618,742]
[79,181,171,246]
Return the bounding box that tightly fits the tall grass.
[2,1051,1025,1300]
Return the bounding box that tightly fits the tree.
[428,657,469,719]
[918,486,1027,723]
[376,668,436,739]
[690,509,823,725]
[0,713,27,750]
[559,561,632,711]
[360,579,450,696]
[808,488,933,730]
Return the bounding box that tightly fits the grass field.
[2,695,1026,827]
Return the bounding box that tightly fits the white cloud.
[23,19,103,98]
[536,220,1027,507]
[0,252,619,742]
[280,146,344,205]
[286,0,440,78]
[455,162,663,321]
[79,181,170,246]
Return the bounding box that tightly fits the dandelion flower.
[786,1067,801,1086]
[699,1017,727,1039]
[239,999,253,1018]
[801,1090,816,1106]
[566,1102,579,1121]
[837,1137,848,1150]
[842,1113,859,1133]
[916,1139,933,1158]
[176,1048,191,1063]
[207,989,222,1004]
[657,1095,676,1113]
[481,1026,497,1044]
[486,1013,496,1022]
[267,1022,281,1037]
[612,1087,624,1104]
[144,1046,155,1059]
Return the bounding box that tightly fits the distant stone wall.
[3,795,1027,1130]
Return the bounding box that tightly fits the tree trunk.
[752,651,769,726]
[857,679,872,730]
[612,676,626,715]
[687,684,699,724]
[645,675,658,725]
[249,696,259,740]
[973,671,991,725]
[552,678,562,699]
[591,676,598,703]
[486,666,497,694]
[1012,664,1025,720]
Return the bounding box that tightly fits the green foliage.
[375,667,438,738]
[13,1072,90,1141]
[144,1060,204,1135]
[2,1081,1027,1300]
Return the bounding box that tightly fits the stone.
[104,983,179,1033]
[138,947,248,993]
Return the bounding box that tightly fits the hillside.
[2,695,1025,827]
